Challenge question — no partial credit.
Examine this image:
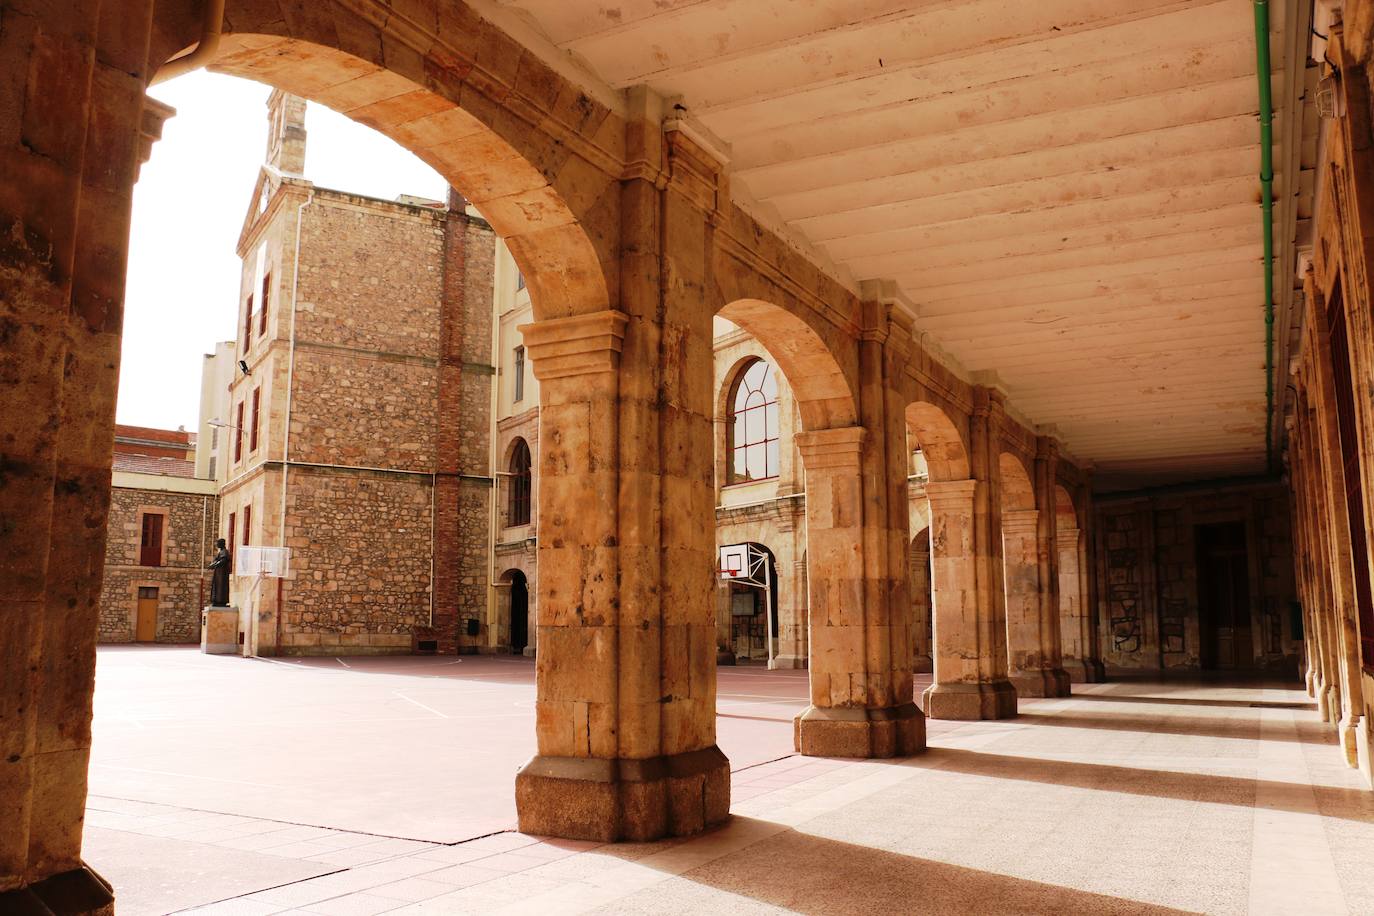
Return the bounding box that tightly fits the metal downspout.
[1254,0,1276,471]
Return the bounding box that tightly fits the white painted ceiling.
[489,0,1313,489]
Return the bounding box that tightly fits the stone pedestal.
[201,607,241,655]
[924,680,1018,720]
[0,865,115,916]
[516,748,730,842]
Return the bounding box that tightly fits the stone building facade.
[98,456,218,644]
[217,91,500,656]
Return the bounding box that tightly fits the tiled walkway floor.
[87,650,1374,914]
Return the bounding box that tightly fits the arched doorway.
[504,569,530,655]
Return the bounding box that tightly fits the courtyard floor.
[85,648,1374,914]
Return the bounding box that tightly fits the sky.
[118,71,447,431]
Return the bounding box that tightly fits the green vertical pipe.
[1253,1,1276,471]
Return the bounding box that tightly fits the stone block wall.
[1095,482,1299,672]
[280,465,432,652]
[99,484,217,643]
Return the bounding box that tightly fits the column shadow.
[921,748,1374,824]
[649,817,1196,915]
[1012,708,1333,746]
[1068,694,1315,711]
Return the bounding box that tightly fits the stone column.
[1,2,161,911]
[922,388,1017,719]
[515,107,729,840]
[794,428,923,756]
[1032,438,1071,694]
[1058,523,1102,683]
[771,509,808,669]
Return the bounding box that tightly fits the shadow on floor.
[1012,707,1334,746]
[639,818,1195,916]
[918,747,1374,823]
[1068,693,1316,711]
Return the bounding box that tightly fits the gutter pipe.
[1253,1,1277,472]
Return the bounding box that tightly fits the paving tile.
[365,877,458,903]
[299,893,405,916]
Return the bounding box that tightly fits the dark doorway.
[1196,522,1252,670]
[727,544,778,662]
[508,571,528,655]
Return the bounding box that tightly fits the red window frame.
[139,512,164,567]
[234,401,245,462]
[242,504,252,548]
[259,271,271,336]
[243,293,254,352]
[508,439,532,526]
[249,388,261,453]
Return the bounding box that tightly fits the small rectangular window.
[139,513,164,567]
[227,513,236,572]
[260,271,271,336]
[234,401,245,462]
[513,346,525,403]
[243,293,254,352]
[250,388,261,453]
[243,504,252,546]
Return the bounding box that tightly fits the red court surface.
[89,647,811,844]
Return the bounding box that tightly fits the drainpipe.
[151,0,226,85]
[1253,0,1276,472]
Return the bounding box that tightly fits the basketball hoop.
[237,545,290,578]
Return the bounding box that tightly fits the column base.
[1062,658,1105,684]
[1305,667,1316,697]
[922,680,1017,720]
[1009,668,1071,698]
[716,649,737,665]
[515,746,730,842]
[1338,712,1363,768]
[769,654,806,670]
[913,654,933,674]
[1321,684,1338,724]
[0,865,114,915]
[793,703,924,758]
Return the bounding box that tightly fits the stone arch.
[1055,484,1080,530]
[716,298,857,431]
[906,401,970,481]
[999,452,1035,511]
[165,8,617,323]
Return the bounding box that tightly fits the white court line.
[335,658,351,669]
[393,691,449,719]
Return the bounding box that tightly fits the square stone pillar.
[1058,525,1102,683]
[794,427,924,757]
[1002,508,1058,697]
[513,310,729,842]
[1,3,161,911]
[922,389,1016,720]
[1006,436,1071,697]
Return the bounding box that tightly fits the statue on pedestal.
[209,538,231,607]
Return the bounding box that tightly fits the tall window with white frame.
[508,438,532,527]
[513,345,525,403]
[727,358,780,483]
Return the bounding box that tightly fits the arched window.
[508,438,532,526]
[728,359,780,483]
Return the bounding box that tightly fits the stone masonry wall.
[280,466,432,652]
[99,485,217,643]
[1095,483,1299,672]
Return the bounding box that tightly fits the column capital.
[1002,507,1040,533]
[795,426,866,469]
[924,477,977,506]
[1035,434,1059,461]
[519,310,629,380]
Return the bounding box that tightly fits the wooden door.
[136,586,158,642]
[1197,523,1252,669]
